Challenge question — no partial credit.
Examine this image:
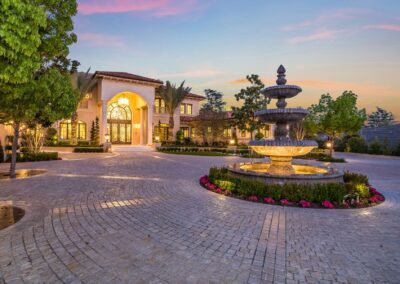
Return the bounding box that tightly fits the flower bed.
[199,167,385,209]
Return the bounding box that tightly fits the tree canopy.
[367,107,395,127]
[201,89,226,112]
[305,91,367,139]
[231,75,269,139]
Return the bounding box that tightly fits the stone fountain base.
[227,162,344,185]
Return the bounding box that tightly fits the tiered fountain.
[228,65,343,184]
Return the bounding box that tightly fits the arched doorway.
[107,102,132,144]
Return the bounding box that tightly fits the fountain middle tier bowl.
[255,108,309,123]
[249,140,318,157]
[262,85,302,99]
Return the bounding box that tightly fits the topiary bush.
[73,147,104,153]
[347,136,368,153]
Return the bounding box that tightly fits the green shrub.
[343,171,369,185]
[77,140,90,146]
[347,136,368,153]
[45,128,58,146]
[317,156,346,163]
[369,137,382,154]
[175,130,184,145]
[57,140,72,146]
[73,147,104,153]
[208,167,352,203]
[255,132,264,140]
[6,152,58,162]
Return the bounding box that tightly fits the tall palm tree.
[70,68,97,145]
[158,81,191,141]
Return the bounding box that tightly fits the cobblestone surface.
[0,152,399,283]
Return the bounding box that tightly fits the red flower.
[248,196,258,202]
[263,197,275,204]
[199,176,209,185]
[299,200,311,208]
[322,200,333,209]
[215,188,222,194]
[208,184,217,190]
[57,157,62,160]
[280,199,290,206]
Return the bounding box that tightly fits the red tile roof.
[185,93,206,100]
[95,71,163,84]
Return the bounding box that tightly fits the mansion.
[0,71,274,146]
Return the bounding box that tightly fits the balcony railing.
[154,106,166,114]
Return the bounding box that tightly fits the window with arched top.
[107,102,132,121]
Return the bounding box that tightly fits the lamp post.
[326,140,333,157]
[104,132,111,152]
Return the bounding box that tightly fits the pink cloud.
[288,29,343,44]
[364,24,400,32]
[78,32,126,47]
[283,8,369,31]
[78,0,199,16]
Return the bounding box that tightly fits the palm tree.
[158,81,191,141]
[70,68,97,145]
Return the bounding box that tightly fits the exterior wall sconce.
[326,141,332,148]
[105,133,110,143]
[229,139,235,145]
[155,136,160,142]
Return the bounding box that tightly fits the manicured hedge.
[73,147,104,153]
[6,152,59,162]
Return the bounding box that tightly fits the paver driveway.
[0,151,399,283]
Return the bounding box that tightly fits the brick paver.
[0,151,399,283]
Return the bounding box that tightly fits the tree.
[70,68,97,145]
[94,117,100,145]
[201,89,226,112]
[306,91,367,156]
[0,0,78,178]
[90,120,95,144]
[231,75,269,140]
[190,110,228,145]
[367,107,395,127]
[158,81,191,141]
[290,120,306,140]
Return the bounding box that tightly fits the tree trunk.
[70,111,78,145]
[9,122,20,178]
[168,114,174,141]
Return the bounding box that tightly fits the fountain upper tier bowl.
[262,85,302,99]
[255,108,309,123]
[249,139,318,157]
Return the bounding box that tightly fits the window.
[155,98,165,114]
[59,120,87,140]
[186,104,192,115]
[108,102,132,120]
[180,103,193,115]
[154,123,169,142]
[259,125,270,138]
[241,130,246,138]
[180,127,190,138]
[207,127,212,133]
[223,128,231,138]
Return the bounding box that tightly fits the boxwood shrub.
[73,147,104,153]
[6,152,59,162]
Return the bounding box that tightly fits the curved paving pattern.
[0,152,399,283]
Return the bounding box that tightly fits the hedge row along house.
[0,71,274,147]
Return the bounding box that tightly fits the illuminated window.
[59,120,86,140]
[186,104,192,115]
[180,104,185,114]
[223,128,231,138]
[155,98,165,114]
[207,127,212,133]
[107,102,132,120]
[241,130,246,137]
[180,127,190,138]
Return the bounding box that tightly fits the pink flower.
[369,195,384,203]
[263,197,275,204]
[280,199,290,206]
[248,196,258,202]
[322,200,333,209]
[208,184,217,190]
[215,188,222,194]
[299,200,312,208]
[199,176,209,185]
[342,201,350,209]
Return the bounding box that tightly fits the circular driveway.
[0,152,399,283]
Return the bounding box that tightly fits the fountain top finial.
[276,65,287,85]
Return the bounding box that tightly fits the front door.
[109,122,132,144]
[107,102,132,145]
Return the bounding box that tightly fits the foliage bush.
[6,152,59,162]
[255,132,264,140]
[343,171,369,185]
[73,147,104,153]
[45,127,58,146]
[0,142,4,163]
[208,167,351,203]
[347,136,368,153]
[368,137,382,155]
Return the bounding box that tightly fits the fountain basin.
[262,85,302,99]
[249,140,318,157]
[227,162,344,184]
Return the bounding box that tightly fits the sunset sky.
[72,0,400,119]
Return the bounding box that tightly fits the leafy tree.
[70,68,97,145]
[306,91,366,156]
[158,81,191,141]
[201,89,226,112]
[231,75,269,140]
[0,0,78,177]
[190,110,228,145]
[367,107,395,127]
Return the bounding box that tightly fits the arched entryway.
[107,102,132,144]
[105,92,149,145]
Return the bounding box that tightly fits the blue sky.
[71,0,400,118]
